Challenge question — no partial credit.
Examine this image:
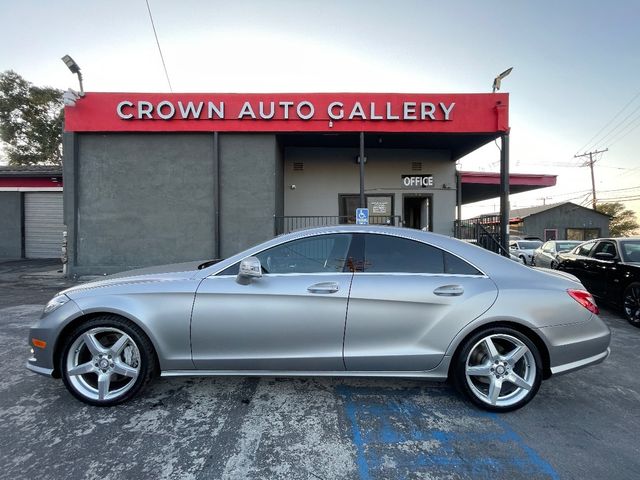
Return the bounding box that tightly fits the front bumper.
[26,299,83,378]
[540,314,612,376]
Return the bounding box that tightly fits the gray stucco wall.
[219,134,280,257]
[522,203,610,240]
[70,133,216,275]
[0,191,22,259]
[283,148,457,235]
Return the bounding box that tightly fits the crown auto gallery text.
[116,99,456,122]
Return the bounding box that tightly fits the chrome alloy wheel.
[65,327,140,402]
[623,284,640,326]
[465,333,536,408]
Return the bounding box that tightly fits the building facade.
[60,91,551,276]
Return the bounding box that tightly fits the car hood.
[60,261,204,296]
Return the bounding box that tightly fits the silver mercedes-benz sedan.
[27,226,611,411]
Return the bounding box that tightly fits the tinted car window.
[219,234,353,275]
[575,241,596,256]
[620,240,640,262]
[364,234,480,275]
[592,241,617,257]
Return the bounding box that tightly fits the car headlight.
[43,294,70,315]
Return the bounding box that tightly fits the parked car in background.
[532,240,583,269]
[556,237,640,327]
[28,226,611,411]
[509,239,543,265]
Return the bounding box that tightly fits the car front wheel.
[60,315,157,406]
[454,327,542,412]
[623,283,640,328]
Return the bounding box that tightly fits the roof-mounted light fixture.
[492,67,513,93]
[61,54,84,96]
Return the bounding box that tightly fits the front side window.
[363,234,480,275]
[591,241,617,258]
[620,240,640,262]
[217,234,353,276]
[257,234,353,274]
[575,241,596,257]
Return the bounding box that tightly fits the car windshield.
[620,240,640,263]
[556,241,581,252]
[518,241,542,249]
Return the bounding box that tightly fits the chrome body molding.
[550,348,611,375]
[160,369,450,380]
[26,362,54,377]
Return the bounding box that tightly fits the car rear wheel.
[60,315,157,406]
[519,255,527,265]
[623,283,640,328]
[454,327,542,412]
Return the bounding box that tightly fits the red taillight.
[567,289,600,315]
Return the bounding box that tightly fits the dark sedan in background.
[557,237,640,326]
[532,240,582,269]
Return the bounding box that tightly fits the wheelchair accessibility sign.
[356,208,369,225]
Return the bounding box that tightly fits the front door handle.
[433,285,464,296]
[307,282,339,294]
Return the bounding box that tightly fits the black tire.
[550,260,558,269]
[60,315,157,406]
[519,255,527,265]
[623,282,640,328]
[453,326,542,412]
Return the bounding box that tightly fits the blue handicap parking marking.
[337,384,559,480]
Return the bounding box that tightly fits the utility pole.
[574,148,608,209]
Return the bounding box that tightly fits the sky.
[1,0,639,219]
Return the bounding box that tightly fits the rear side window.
[363,234,481,275]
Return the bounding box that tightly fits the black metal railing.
[275,215,402,235]
[454,215,509,256]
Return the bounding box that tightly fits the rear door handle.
[307,282,339,294]
[433,285,464,296]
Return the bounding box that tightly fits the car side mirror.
[594,252,615,261]
[236,256,262,285]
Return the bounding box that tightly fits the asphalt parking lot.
[1,260,639,480]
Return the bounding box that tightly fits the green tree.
[0,70,63,165]
[596,202,640,237]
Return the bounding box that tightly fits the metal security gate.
[24,192,64,258]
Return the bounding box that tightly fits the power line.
[574,149,608,209]
[145,0,173,92]
[575,88,640,155]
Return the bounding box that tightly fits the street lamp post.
[61,55,84,96]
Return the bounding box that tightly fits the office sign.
[401,175,434,189]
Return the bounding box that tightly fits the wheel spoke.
[97,373,111,400]
[506,372,533,390]
[488,377,502,405]
[109,334,130,356]
[112,360,138,379]
[68,361,96,377]
[504,345,528,366]
[82,332,106,355]
[483,338,500,360]
[466,363,493,377]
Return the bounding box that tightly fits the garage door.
[24,192,64,259]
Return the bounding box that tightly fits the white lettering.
[156,101,176,120]
[386,102,399,120]
[238,102,256,119]
[137,101,153,119]
[328,102,344,120]
[117,101,134,119]
[178,101,204,119]
[297,101,314,120]
[403,102,416,120]
[421,102,436,120]
[259,101,275,119]
[403,177,412,187]
[279,101,294,119]
[370,102,383,120]
[440,102,455,120]
[207,101,224,119]
[349,102,366,120]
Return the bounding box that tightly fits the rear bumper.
[540,314,611,376]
